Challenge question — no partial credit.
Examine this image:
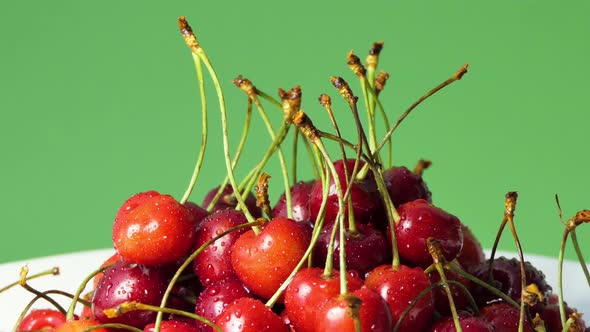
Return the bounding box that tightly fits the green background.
[1,1,588,264]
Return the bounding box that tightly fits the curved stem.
[66,263,114,320]
[557,229,569,327]
[570,229,590,286]
[0,266,58,294]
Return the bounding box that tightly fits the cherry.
[428,267,472,315]
[395,199,463,267]
[113,192,197,265]
[184,201,210,227]
[539,295,586,332]
[468,256,551,309]
[18,309,67,331]
[456,223,486,269]
[231,217,312,300]
[53,319,108,332]
[214,297,288,332]
[480,303,535,332]
[144,320,201,332]
[93,252,123,289]
[195,277,252,331]
[193,209,249,286]
[92,262,167,329]
[202,185,261,218]
[308,159,383,228]
[283,267,363,332]
[315,287,393,332]
[312,222,390,277]
[428,311,494,332]
[272,180,314,224]
[365,264,435,332]
[383,164,432,208]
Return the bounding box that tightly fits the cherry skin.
[539,295,587,332]
[312,222,390,277]
[272,180,314,224]
[283,267,363,332]
[365,264,435,332]
[93,252,122,289]
[231,217,312,300]
[480,303,535,332]
[308,159,383,228]
[456,223,486,269]
[113,192,197,265]
[428,267,472,316]
[184,201,210,227]
[193,209,249,286]
[395,199,463,267]
[18,309,67,331]
[144,320,201,332]
[53,319,109,332]
[195,277,252,332]
[92,262,167,329]
[214,297,288,332]
[315,287,393,332]
[428,311,494,332]
[202,185,261,218]
[383,165,432,208]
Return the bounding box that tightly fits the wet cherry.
[195,276,252,331]
[214,297,288,332]
[18,309,67,331]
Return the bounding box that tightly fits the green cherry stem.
[0,266,58,294]
[570,229,590,286]
[374,63,469,156]
[180,52,208,205]
[292,128,299,183]
[17,266,66,315]
[365,76,392,168]
[66,263,115,320]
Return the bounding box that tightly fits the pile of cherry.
[11,16,590,332]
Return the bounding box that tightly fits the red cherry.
[184,201,210,227]
[144,320,201,332]
[53,319,108,332]
[193,209,249,286]
[312,223,390,277]
[315,287,393,332]
[383,165,432,208]
[395,199,463,267]
[195,277,252,331]
[202,185,261,218]
[308,159,383,228]
[113,192,196,265]
[92,262,167,329]
[115,190,161,222]
[18,309,67,331]
[231,217,312,300]
[480,303,535,332]
[428,311,494,332]
[92,252,122,289]
[283,267,363,332]
[456,223,486,269]
[365,264,435,332]
[214,297,288,332]
[272,181,314,224]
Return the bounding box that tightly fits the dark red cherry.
[284,267,363,332]
[308,159,383,228]
[468,256,551,309]
[428,267,472,315]
[193,209,249,286]
[195,277,252,331]
[480,303,535,332]
[18,309,67,331]
[428,311,494,332]
[540,296,587,332]
[272,181,313,224]
[315,287,393,332]
[395,199,463,267]
[92,262,167,329]
[214,297,288,332]
[113,192,197,265]
[184,201,210,227]
[202,185,261,218]
[456,223,486,269]
[383,165,432,208]
[365,264,434,332]
[312,222,390,277]
[144,320,201,332]
[231,217,312,300]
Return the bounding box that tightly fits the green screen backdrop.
[0,1,588,264]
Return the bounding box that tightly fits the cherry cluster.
[9,16,590,332]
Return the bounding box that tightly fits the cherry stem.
[302,129,322,179]
[557,228,569,327]
[292,128,299,183]
[154,219,263,331]
[365,85,393,168]
[180,53,208,205]
[105,301,222,332]
[179,17,256,226]
[570,229,590,286]
[374,63,469,156]
[17,266,66,315]
[205,98,253,211]
[66,262,115,320]
[265,165,332,307]
[393,280,444,332]
[0,266,58,294]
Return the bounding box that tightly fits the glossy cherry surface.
[18,309,67,331]
[272,181,313,224]
[214,297,288,332]
[428,312,494,332]
[195,277,252,331]
[202,185,261,218]
[383,165,432,208]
